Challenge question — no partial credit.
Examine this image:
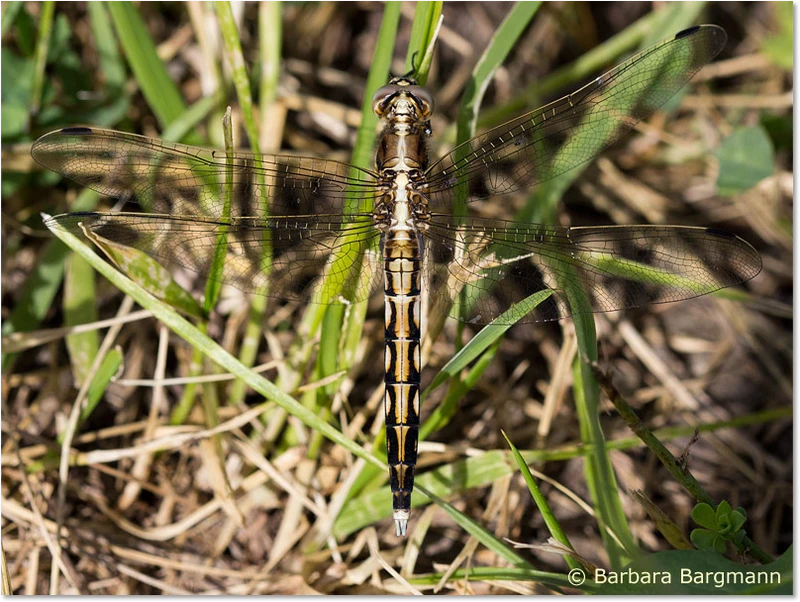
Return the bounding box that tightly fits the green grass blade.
[420,338,499,440]
[1,1,24,37]
[418,485,534,568]
[202,107,234,313]
[173,106,233,427]
[566,277,637,566]
[215,1,261,152]
[298,1,400,339]
[1,240,66,373]
[80,347,124,424]
[86,2,125,92]
[53,347,124,445]
[215,1,275,406]
[404,1,442,84]
[446,2,539,327]
[566,407,790,460]
[638,2,708,48]
[350,2,401,172]
[335,449,518,537]
[409,566,594,592]
[258,1,281,123]
[107,1,187,129]
[63,254,99,384]
[30,0,54,116]
[503,432,581,571]
[160,94,222,142]
[227,0,282,405]
[339,259,373,372]
[170,360,202,425]
[85,229,203,319]
[416,290,552,491]
[455,1,540,147]
[426,290,552,394]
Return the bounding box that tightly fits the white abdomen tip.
[394,510,410,537]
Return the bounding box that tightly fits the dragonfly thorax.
[373,79,433,175]
[372,171,430,231]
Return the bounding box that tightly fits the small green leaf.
[729,510,747,533]
[690,531,726,553]
[690,528,717,551]
[715,499,732,523]
[691,503,717,530]
[715,126,775,197]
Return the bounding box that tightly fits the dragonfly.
[33,24,762,537]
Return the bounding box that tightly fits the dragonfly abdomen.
[383,229,422,538]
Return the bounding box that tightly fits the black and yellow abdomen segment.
[383,238,422,536]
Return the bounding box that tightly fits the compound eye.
[407,85,434,117]
[371,84,401,115]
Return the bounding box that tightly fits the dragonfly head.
[372,77,434,123]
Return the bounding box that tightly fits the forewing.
[424,25,727,209]
[422,215,762,325]
[32,127,382,217]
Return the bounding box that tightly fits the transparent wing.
[34,127,385,303]
[422,215,762,325]
[45,213,384,303]
[424,25,726,209]
[32,127,382,217]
